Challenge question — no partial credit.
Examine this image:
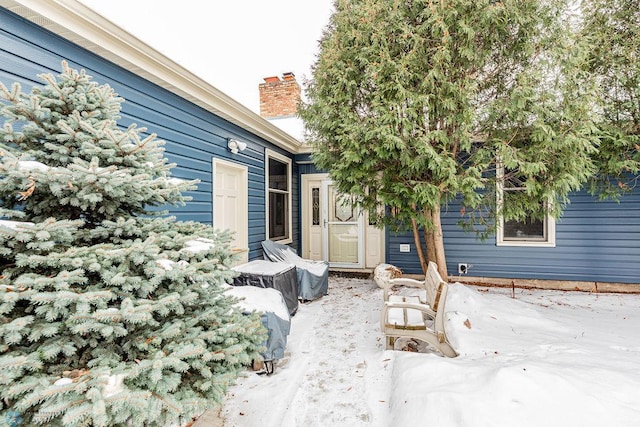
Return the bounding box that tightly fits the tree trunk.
[430,206,448,280]
[411,217,428,274]
[411,207,446,277]
[424,210,436,266]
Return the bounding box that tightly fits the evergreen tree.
[0,61,266,426]
[581,0,640,197]
[300,0,598,277]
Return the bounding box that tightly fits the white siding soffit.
[0,0,306,154]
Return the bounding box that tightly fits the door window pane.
[333,194,355,222]
[312,187,320,226]
[328,223,359,263]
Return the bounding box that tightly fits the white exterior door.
[322,180,364,268]
[302,174,325,262]
[213,159,248,264]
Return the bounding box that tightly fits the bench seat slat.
[387,306,425,327]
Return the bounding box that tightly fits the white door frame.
[212,158,249,264]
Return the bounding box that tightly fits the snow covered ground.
[217,275,640,427]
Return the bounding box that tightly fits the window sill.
[496,241,556,248]
[270,237,293,245]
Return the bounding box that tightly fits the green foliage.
[0,62,267,426]
[0,64,186,224]
[581,0,640,198]
[301,0,598,238]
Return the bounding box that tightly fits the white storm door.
[322,180,364,268]
[213,159,248,264]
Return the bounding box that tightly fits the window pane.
[312,187,320,226]
[498,163,552,244]
[269,158,288,191]
[504,217,544,239]
[269,192,289,240]
[503,169,527,189]
[332,194,355,222]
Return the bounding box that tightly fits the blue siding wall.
[297,163,322,175]
[298,159,639,284]
[0,8,298,260]
[388,189,640,284]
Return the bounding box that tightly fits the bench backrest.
[425,261,445,311]
[380,261,447,311]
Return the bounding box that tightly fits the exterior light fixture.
[227,138,247,154]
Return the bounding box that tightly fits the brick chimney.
[259,72,301,119]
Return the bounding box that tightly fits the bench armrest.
[382,301,436,318]
[380,301,436,333]
[387,277,425,289]
[382,277,427,302]
[382,301,436,319]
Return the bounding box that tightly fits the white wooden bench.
[379,261,457,357]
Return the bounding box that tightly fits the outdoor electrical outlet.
[399,244,411,253]
[458,263,469,275]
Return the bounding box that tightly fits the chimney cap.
[282,72,296,81]
[263,76,281,83]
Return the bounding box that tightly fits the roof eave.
[0,0,305,154]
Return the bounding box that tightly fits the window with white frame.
[266,149,292,243]
[496,163,555,247]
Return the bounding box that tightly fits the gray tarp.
[261,240,329,301]
[225,285,291,362]
[232,260,299,316]
[259,312,290,361]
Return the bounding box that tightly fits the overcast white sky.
[79,0,334,113]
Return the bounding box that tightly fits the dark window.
[269,158,288,191]
[499,164,552,244]
[267,155,290,241]
[503,217,545,240]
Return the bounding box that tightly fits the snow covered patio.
[212,274,640,426]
